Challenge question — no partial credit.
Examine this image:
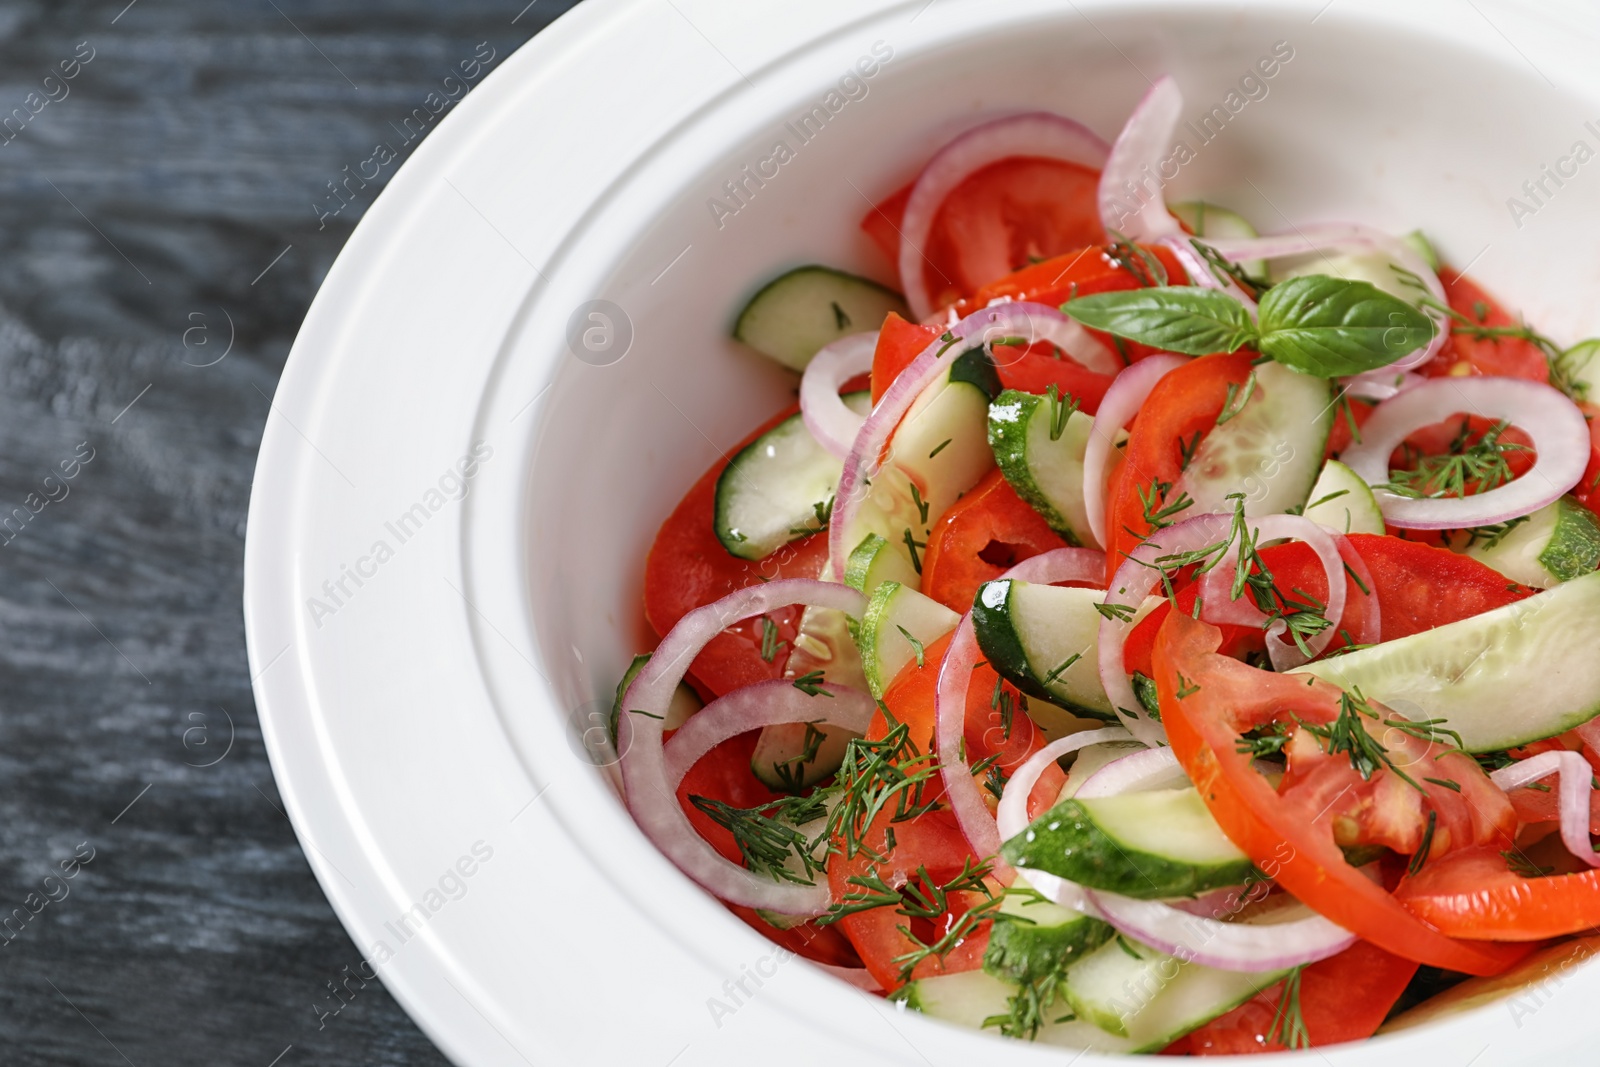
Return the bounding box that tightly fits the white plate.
[245,1,1600,1063]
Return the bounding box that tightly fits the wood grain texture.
[0,2,579,1063]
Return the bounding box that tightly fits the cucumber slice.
[1451,496,1600,589]
[834,347,1000,590]
[896,969,1140,1052]
[751,600,867,790]
[972,579,1118,721]
[1063,937,1288,1044]
[1169,201,1264,276]
[733,265,908,372]
[1178,362,1332,519]
[984,877,1116,984]
[1291,569,1600,751]
[1001,788,1256,899]
[988,392,1098,547]
[714,392,870,561]
[844,532,919,597]
[1303,458,1386,535]
[855,580,960,698]
[609,653,701,744]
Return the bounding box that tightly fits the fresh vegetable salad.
[612,75,1600,1054]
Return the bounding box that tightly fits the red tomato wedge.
[1105,353,1256,583]
[1396,847,1600,941]
[860,158,1104,307]
[1150,610,1527,976]
[1173,940,1418,1054]
[1425,271,1550,383]
[871,313,940,405]
[920,469,1069,613]
[643,405,831,698]
[956,242,1187,316]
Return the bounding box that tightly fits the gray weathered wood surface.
[0,2,577,1063]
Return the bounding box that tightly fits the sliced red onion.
[1157,234,1260,313]
[1342,371,1423,402]
[1193,515,1348,670]
[996,726,1134,903]
[1083,890,1356,972]
[997,302,1121,375]
[937,548,1106,862]
[830,303,1101,578]
[1574,718,1600,763]
[1340,377,1590,529]
[1490,751,1600,868]
[898,112,1111,320]
[1082,355,1190,550]
[1074,745,1189,798]
[619,579,865,914]
[1098,76,1184,243]
[661,679,875,787]
[1203,223,1446,371]
[799,332,878,460]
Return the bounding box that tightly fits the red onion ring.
[799,332,878,460]
[1203,222,1446,371]
[1157,234,1262,314]
[1098,76,1184,243]
[1072,749,1356,970]
[830,303,1101,579]
[897,112,1111,320]
[1082,354,1189,550]
[936,548,1105,862]
[996,726,1134,902]
[1074,745,1189,798]
[1192,515,1349,670]
[619,579,865,914]
[1340,377,1590,529]
[661,679,876,788]
[1490,751,1600,868]
[1082,890,1356,972]
[1342,371,1423,402]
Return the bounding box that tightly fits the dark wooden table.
[0,3,577,1063]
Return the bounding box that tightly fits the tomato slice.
[1341,533,1533,638]
[1150,610,1526,976]
[861,182,913,271]
[1174,940,1418,1054]
[861,159,1104,308]
[871,313,941,404]
[1104,352,1256,583]
[1567,402,1600,516]
[1396,847,1600,941]
[1423,272,1549,382]
[920,468,1069,613]
[643,404,831,697]
[957,242,1187,315]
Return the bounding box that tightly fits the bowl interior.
[516,0,1600,1049]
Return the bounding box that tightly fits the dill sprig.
[1266,966,1310,1050]
[1045,384,1079,442]
[1105,231,1169,288]
[893,895,1003,982]
[789,495,835,537]
[825,719,942,862]
[983,973,1075,1040]
[768,721,827,794]
[687,792,830,885]
[1378,418,1528,500]
[1189,238,1272,299]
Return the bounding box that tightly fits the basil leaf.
[1062,288,1258,356]
[1256,275,1435,377]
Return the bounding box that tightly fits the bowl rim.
[245,0,1600,1063]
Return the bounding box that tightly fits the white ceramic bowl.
[245,1,1600,1063]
